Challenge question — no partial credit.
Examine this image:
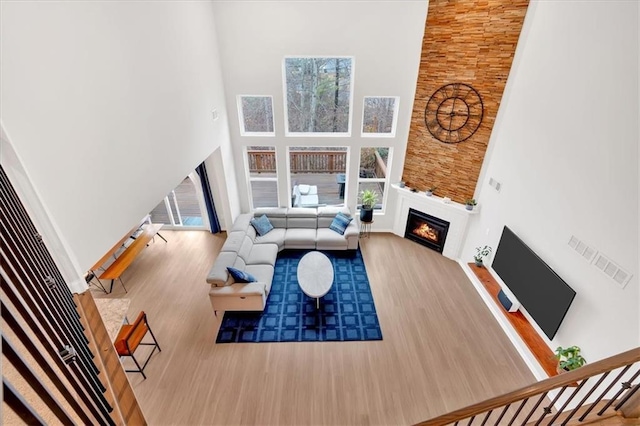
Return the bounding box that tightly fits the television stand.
[468,263,559,377]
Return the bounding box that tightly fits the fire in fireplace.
[404,208,450,253]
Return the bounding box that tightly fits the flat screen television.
[492,226,576,340]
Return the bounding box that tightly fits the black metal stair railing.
[1,165,116,424]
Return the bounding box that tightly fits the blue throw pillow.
[250,214,274,236]
[329,212,353,235]
[226,266,257,283]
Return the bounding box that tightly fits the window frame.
[237,95,276,137]
[361,96,400,138]
[357,147,392,214]
[286,145,349,208]
[245,146,279,209]
[282,56,355,138]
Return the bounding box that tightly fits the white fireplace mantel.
[391,185,476,260]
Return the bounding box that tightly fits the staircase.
[416,348,640,426]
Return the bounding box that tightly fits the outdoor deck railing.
[248,150,347,174]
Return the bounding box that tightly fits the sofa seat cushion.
[247,243,278,266]
[254,228,286,250]
[209,282,266,297]
[316,228,350,249]
[206,251,238,286]
[245,264,275,293]
[284,228,317,249]
[221,231,247,253]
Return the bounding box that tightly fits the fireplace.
[404,208,450,253]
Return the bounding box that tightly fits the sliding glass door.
[150,173,208,229]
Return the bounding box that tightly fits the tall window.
[289,146,347,208]
[238,96,275,136]
[358,147,391,211]
[362,97,399,137]
[283,57,353,136]
[246,146,278,208]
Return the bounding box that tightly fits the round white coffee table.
[297,251,334,309]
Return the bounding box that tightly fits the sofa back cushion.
[246,225,257,242]
[317,206,352,228]
[221,231,247,253]
[237,236,254,263]
[233,256,247,270]
[255,208,288,228]
[286,207,317,229]
[231,213,253,233]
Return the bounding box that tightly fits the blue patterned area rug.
[216,249,383,343]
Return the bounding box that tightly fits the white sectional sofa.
[206,206,359,314]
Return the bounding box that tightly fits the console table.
[90,221,166,294]
[468,263,559,377]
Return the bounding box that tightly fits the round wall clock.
[424,83,484,144]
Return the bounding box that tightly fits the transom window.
[238,96,275,136]
[283,57,353,136]
[362,96,399,137]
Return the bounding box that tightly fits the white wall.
[1,1,237,271]
[212,1,428,228]
[462,1,639,361]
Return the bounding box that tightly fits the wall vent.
[567,235,597,262]
[592,252,632,289]
[569,236,632,288]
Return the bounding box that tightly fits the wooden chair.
[114,311,161,379]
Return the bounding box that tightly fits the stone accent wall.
[402,0,529,203]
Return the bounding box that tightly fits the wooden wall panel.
[403,0,529,202]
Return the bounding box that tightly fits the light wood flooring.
[91,231,537,425]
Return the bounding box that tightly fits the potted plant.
[465,198,477,211]
[425,186,437,197]
[359,189,379,222]
[555,346,586,372]
[474,245,492,267]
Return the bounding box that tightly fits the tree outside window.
[238,96,275,136]
[362,97,399,136]
[284,57,353,135]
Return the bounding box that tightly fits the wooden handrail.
[416,347,640,426]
